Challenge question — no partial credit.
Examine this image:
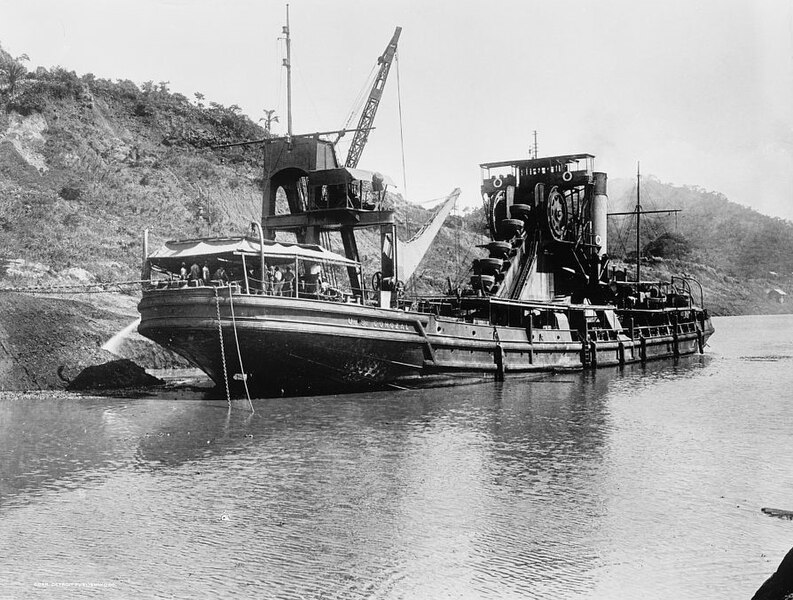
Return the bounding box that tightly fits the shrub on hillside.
[59,186,82,202]
[7,67,85,114]
[644,232,692,259]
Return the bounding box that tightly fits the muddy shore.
[0,291,185,391]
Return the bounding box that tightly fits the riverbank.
[0,291,185,391]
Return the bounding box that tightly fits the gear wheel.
[545,186,568,241]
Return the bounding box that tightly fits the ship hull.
[138,288,715,397]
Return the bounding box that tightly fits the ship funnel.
[592,172,608,257]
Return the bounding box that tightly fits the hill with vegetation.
[605,176,793,314]
[1,43,792,311]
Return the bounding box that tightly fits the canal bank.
[0,292,182,391]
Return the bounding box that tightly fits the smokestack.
[592,172,608,257]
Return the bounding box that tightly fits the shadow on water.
[0,355,711,505]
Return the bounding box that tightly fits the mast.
[636,162,641,284]
[608,163,681,286]
[283,4,293,139]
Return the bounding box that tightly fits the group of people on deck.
[260,264,327,297]
[173,260,333,298]
[178,262,229,286]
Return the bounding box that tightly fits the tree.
[259,108,279,134]
[194,92,205,108]
[643,232,691,259]
[0,53,29,99]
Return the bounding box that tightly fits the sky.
[1,0,792,219]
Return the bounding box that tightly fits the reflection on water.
[1,315,793,599]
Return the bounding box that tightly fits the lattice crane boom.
[345,27,402,169]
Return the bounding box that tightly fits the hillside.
[1,44,792,314]
[605,176,793,314]
[607,176,793,279]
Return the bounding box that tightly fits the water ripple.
[1,315,792,598]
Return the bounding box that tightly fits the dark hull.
[138,288,715,397]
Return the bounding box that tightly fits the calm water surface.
[2,314,793,599]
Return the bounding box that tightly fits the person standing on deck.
[265,264,274,294]
[273,266,283,295]
[189,262,201,285]
[283,266,296,297]
[213,266,228,285]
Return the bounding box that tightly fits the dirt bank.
[0,291,187,391]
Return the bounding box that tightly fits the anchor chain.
[214,287,231,407]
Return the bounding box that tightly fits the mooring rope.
[214,287,231,408]
[227,283,254,412]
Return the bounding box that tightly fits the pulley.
[545,186,568,241]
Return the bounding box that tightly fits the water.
[2,314,793,599]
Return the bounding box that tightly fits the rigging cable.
[395,50,409,201]
[341,62,378,133]
[395,50,411,294]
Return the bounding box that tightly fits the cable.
[396,50,409,200]
[227,283,254,412]
[341,63,378,131]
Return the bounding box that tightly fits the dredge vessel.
[137,146,713,396]
[137,17,713,397]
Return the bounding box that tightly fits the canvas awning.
[147,236,359,269]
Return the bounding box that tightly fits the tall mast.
[636,161,641,284]
[282,4,293,138]
[608,162,681,284]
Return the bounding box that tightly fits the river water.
[1,314,792,599]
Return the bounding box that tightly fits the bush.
[643,232,692,259]
[59,186,82,201]
[134,101,154,117]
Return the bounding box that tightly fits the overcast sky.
[2,0,792,219]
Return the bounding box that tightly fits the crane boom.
[345,27,402,169]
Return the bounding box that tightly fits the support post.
[251,221,266,290]
[140,228,150,285]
